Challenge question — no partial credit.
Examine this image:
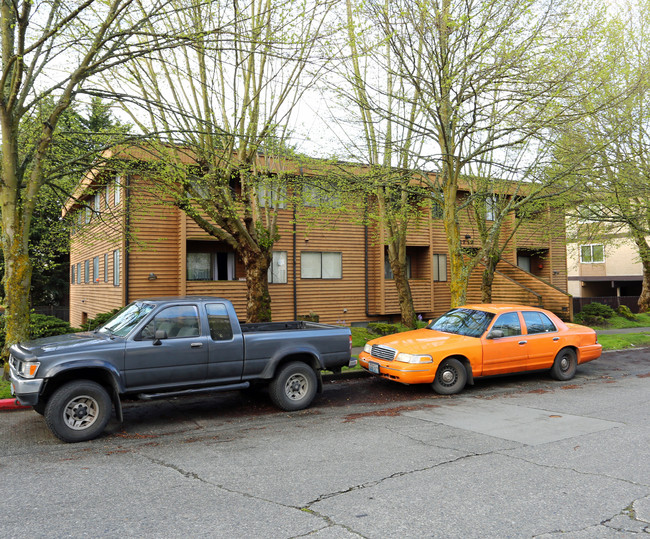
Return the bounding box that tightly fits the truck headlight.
[395,353,432,364]
[363,344,372,354]
[11,357,40,378]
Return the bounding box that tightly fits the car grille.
[370,345,396,361]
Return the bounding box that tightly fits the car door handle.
[190,342,203,348]
[518,340,527,345]
[553,337,560,341]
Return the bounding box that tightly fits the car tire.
[433,358,467,395]
[44,380,112,443]
[550,347,577,381]
[269,362,318,411]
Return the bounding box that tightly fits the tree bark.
[632,232,650,313]
[238,243,273,323]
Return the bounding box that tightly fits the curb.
[0,398,30,411]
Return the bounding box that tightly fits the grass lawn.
[597,332,650,351]
[0,378,12,399]
[591,312,650,330]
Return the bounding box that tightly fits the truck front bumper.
[9,370,43,406]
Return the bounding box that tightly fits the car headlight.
[11,356,40,378]
[395,353,433,364]
[363,344,372,354]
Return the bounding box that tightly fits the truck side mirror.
[487,329,504,339]
[153,329,168,345]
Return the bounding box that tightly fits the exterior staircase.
[468,260,573,320]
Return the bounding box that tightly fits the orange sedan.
[358,304,602,394]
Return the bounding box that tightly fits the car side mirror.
[487,329,504,339]
[153,329,168,345]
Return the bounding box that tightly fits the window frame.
[433,254,448,282]
[268,251,288,284]
[113,249,120,286]
[579,244,604,264]
[300,251,342,279]
[93,256,99,284]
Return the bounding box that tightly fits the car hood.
[13,332,116,357]
[368,328,477,354]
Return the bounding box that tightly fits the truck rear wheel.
[269,362,317,411]
[44,380,112,443]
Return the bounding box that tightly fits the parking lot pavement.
[2,348,649,538]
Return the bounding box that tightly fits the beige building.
[567,232,644,311]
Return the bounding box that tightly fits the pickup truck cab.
[9,297,353,442]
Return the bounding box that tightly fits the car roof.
[459,304,549,315]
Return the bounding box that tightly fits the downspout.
[293,168,302,320]
[124,174,131,303]
[365,220,370,317]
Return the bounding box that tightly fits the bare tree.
[0,0,180,365]
[361,0,610,306]
[108,0,338,322]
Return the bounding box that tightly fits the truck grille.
[370,345,396,361]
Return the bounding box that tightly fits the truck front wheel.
[269,362,318,411]
[44,380,112,443]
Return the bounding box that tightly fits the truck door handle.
[190,342,203,348]
[518,340,527,345]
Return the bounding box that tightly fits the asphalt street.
[2,348,649,538]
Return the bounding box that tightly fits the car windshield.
[97,302,155,337]
[427,308,495,338]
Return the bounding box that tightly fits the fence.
[32,305,70,321]
[573,296,640,314]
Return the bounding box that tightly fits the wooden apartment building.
[66,149,572,327]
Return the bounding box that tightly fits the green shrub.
[616,305,637,321]
[368,322,400,336]
[81,308,120,331]
[0,313,77,351]
[573,312,607,327]
[580,302,616,319]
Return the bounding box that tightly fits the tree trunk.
[481,253,500,303]
[388,255,417,328]
[632,233,650,313]
[239,244,273,323]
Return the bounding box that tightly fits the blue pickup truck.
[9,297,353,442]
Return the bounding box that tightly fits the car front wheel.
[433,358,467,395]
[44,380,112,443]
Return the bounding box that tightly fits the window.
[113,250,120,286]
[258,184,287,209]
[580,244,604,263]
[206,303,234,341]
[431,193,443,219]
[85,206,91,224]
[106,183,111,207]
[93,257,99,283]
[485,195,498,221]
[186,251,236,281]
[71,265,75,285]
[384,255,411,280]
[303,183,341,208]
[104,253,108,282]
[491,312,521,337]
[76,262,81,284]
[187,252,211,280]
[94,192,101,213]
[114,176,121,206]
[522,311,557,334]
[433,254,447,282]
[84,260,89,283]
[301,252,342,279]
[140,305,200,340]
[268,251,287,283]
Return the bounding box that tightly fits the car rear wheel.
[44,380,112,443]
[269,362,317,411]
[433,358,467,395]
[550,347,577,381]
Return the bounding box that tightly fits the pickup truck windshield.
[98,302,155,337]
[427,308,495,338]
